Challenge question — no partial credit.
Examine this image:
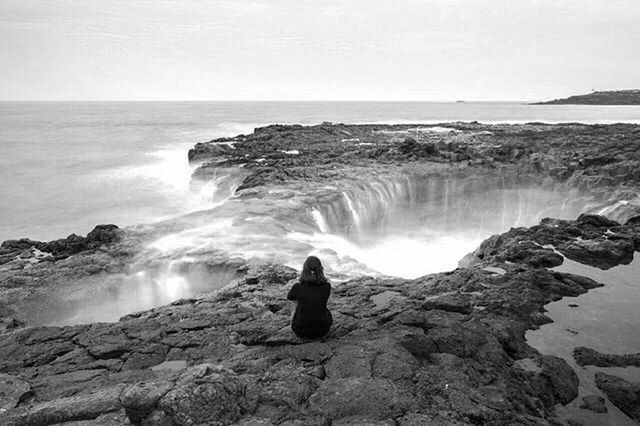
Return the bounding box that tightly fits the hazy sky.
[1,0,639,101]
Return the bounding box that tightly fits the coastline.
[1,122,640,424]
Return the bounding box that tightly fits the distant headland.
[534,89,640,105]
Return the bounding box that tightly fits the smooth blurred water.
[1,101,639,241]
[303,176,593,278]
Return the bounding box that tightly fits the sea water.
[3,101,640,326]
[526,254,640,426]
[2,101,640,241]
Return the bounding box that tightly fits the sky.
[1,0,639,101]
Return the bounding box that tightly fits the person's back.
[287,256,332,338]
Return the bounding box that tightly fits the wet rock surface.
[0,215,638,424]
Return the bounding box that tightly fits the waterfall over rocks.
[305,173,593,278]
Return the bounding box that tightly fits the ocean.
[1,101,639,241]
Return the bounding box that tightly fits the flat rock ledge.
[0,214,639,425]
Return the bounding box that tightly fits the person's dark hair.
[300,256,328,285]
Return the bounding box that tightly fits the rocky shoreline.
[533,89,640,105]
[1,122,640,425]
[0,214,638,425]
[190,122,640,217]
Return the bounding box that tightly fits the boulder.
[540,355,579,405]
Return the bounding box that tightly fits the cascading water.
[105,167,603,314]
[301,173,594,278]
[189,167,249,210]
[30,166,607,326]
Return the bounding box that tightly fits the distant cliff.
[534,89,640,105]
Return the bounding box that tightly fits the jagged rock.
[85,224,123,247]
[574,346,640,367]
[0,224,125,266]
[398,137,438,158]
[502,241,564,268]
[595,372,640,421]
[0,197,639,424]
[468,214,639,270]
[560,238,634,269]
[242,263,298,287]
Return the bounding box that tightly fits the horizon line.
[0,99,538,103]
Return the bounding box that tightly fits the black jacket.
[287,280,332,338]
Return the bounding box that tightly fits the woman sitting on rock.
[287,256,332,338]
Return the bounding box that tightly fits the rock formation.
[0,215,638,424]
[1,122,640,424]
